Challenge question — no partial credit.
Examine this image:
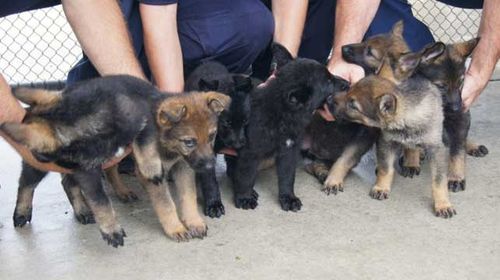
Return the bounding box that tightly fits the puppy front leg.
[370,139,398,200]
[173,161,207,238]
[196,169,224,218]
[399,148,421,178]
[429,144,456,218]
[13,162,47,227]
[61,174,95,225]
[446,111,469,192]
[232,154,260,210]
[323,143,371,196]
[73,169,126,247]
[105,165,139,202]
[276,146,302,212]
[137,172,191,242]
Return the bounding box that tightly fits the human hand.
[327,59,365,84]
[462,71,489,112]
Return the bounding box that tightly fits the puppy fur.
[229,43,349,211]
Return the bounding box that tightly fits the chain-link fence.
[0,1,483,86]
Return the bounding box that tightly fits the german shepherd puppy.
[342,21,487,179]
[229,43,349,211]
[1,75,230,246]
[416,38,485,192]
[185,61,254,218]
[331,44,456,218]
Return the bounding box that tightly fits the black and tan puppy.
[229,43,349,211]
[416,38,485,192]
[331,45,456,218]
[2,75,230,245]
[185,62,254,218]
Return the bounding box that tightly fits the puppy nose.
[342,46,353,57]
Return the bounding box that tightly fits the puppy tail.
[0,121,60,153]
[12,87,62,112]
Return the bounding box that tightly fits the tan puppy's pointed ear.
[452,37,480,58]
[157,99,187,127]
[376,57,397,83]
[378,93,397,115]
[204,91,231,115]
[420,42,446,64]
[391,20,404,38]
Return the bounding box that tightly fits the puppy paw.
[398,157,420,178]
[116,190,139,203]
[322,176,344,195]
[369,186,390,200]
[74,211,96,225]
[467,145,488,158]
[166,224,192,242]
[204,200,225,218]
[235,191,259,210]
[100,228,126,248]
[304,163,328,184]
[13,208,32,227]
[185,221,208,239]
[448,179,466,192]
[434,203,456,219]
[279,194,302,212]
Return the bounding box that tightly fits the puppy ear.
[271,43,294,69]
[378,94,397,115]
[395,52,421,79]
[232,75,253,92]
[391,20,404,38]
[287,86,311,109]
[452,37,480,58]
[420,42,446,64]
[204,91,231,115]
[157,100,187,127]
[198,79,220,91]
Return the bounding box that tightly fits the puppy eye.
[367,46,374,57]
[208,132,217,142]
[182,138,197,148]
[348,99,358,110]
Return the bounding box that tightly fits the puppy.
[230,43,349,211]
[332,45,456,218]
[304,102,380,195]
[416,38,486,192]
[185,62,254,218]
[2,75,230,245]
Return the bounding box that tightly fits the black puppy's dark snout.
[341,46,354,58]
[326,95,334,105]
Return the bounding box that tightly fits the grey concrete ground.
[1,80,500,280]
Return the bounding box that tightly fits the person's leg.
[179,0,274,74]
[298,0,335,63]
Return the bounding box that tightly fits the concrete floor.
[1,81,500,280]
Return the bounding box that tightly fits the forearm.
[328,0,380,64]
[272,0,309,57]
[62,0,145,79]
[468,0,500,85]
[140,4,184,93]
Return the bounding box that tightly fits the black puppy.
[185,62,254,218]
[230,43,350,211]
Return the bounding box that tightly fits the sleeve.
[138,0,177,5]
